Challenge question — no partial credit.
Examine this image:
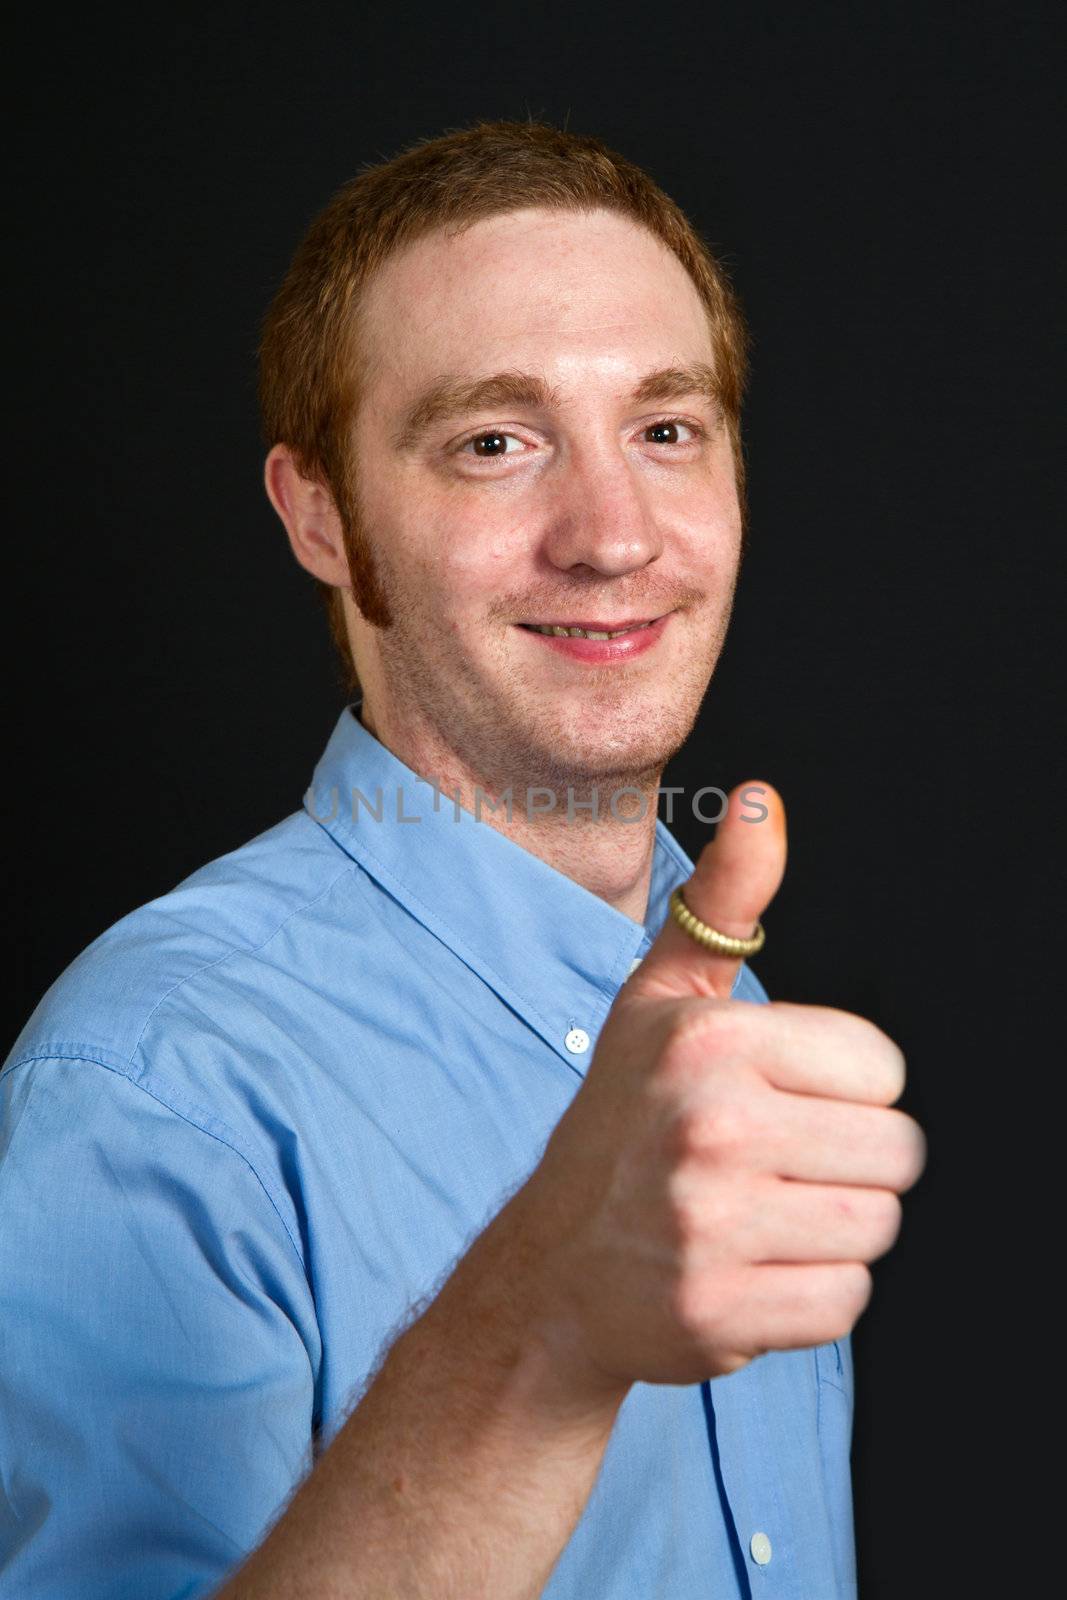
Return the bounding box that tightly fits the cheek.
[390,522,518,642]
[430,498,533,591]
[685,458,743,552]
[670,489,742,573]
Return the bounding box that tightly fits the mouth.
[513,612,673,662]
[516,616,663,640]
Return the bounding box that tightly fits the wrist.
[437,1181,630,1428]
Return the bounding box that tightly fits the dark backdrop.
[8,4,1061,1594]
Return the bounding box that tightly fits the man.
[0,121,925,1597]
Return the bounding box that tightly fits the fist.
[527,783,927,1390]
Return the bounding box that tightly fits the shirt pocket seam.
[814,1341,850,1412]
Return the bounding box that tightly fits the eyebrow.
[391,362,722,452]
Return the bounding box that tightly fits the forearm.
[214,1188,629,1600]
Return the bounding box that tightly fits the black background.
[7,4,1061,1593]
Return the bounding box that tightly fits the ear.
[264,444,350,587]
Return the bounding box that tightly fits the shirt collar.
[304,702,698,1074]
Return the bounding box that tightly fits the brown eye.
[646,419,701,446]
[456,430,526,466]
[647,421,681,445]
[470,432,510,456]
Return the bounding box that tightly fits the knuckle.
[838,1262,873,1327]
[664,999,747,1066]
[887,1111,928,1191]
[880,1041,908,1105]
[668,1173,735,1249]
[672,1099,752,1164]
[668,1183,706,1248]
[669,1266,736,1346]
[853,1015,906,1103]
[827,1007,906,1103]
[904,1117,928,1187]
[866,1190,903,1257]
[851,1262,874,1314]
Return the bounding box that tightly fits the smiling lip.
[515,611,672,663]
[519,617,660,630]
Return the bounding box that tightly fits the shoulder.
[4,807,360,1081]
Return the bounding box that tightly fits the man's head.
[262,121,749,795]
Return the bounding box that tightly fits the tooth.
[529,623,651,639]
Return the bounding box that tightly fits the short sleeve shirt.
[1,703,856,1597]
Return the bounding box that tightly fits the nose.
[539,442,664,578]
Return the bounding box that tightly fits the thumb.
[631,781,787,1001]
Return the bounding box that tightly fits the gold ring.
[668,885,765,958]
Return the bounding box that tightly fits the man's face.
[346,206,743,794]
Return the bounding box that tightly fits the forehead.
[357,207,714,396]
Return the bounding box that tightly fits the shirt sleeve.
[0,1054,320,1598]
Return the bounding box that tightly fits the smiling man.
[266,198,742,922]
[0,122,924,1599]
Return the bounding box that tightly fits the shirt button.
[627,956,644,977]
[749,1531,773,1566]
[564,1028,590,1054]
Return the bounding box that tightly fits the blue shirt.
[1,703,856,1598]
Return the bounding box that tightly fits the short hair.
[259,119,751,695]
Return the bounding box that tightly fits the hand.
[524,783,927,1390]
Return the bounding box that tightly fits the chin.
[516,705,697,787]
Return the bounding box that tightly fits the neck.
[357,701,659,926]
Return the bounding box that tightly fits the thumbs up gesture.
[524,782,927,1391]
